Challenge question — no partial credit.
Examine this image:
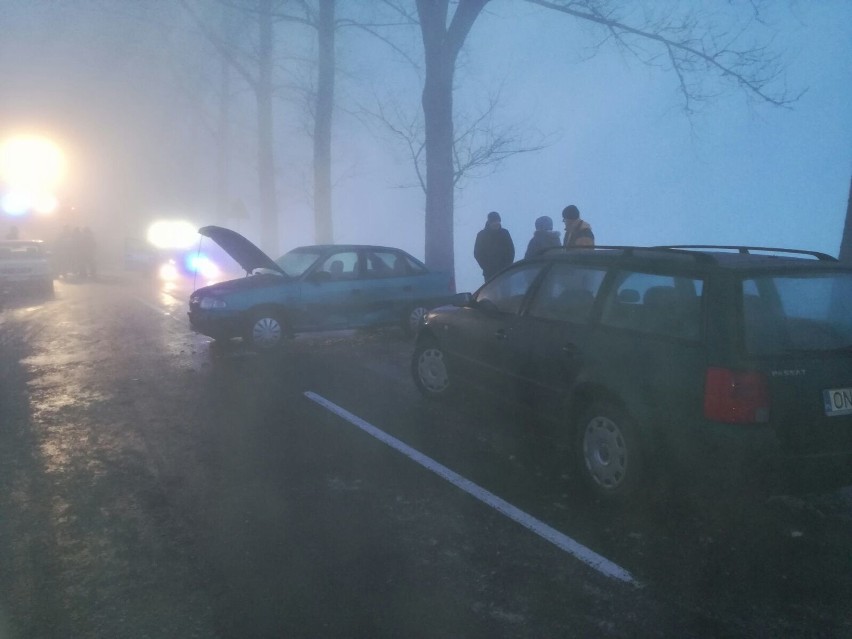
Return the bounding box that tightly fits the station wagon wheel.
[402,305,429,337]
[411,338,452,399]
[575,403,643,500]
[245,310,286,351]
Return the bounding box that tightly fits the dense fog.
[0,1,849,291]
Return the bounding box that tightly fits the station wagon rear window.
[742,273,852,354]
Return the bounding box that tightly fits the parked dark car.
[189,226,455,350]
[412,245,852,500]
[0,239,54,295]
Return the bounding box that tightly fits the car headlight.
[200,297,227,309]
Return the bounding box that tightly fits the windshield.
[276,249,322,277]
[742,272,852,354]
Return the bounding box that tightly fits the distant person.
[524,215,561,259]
[81,226,97,278]
[71,227,85,277]
[562,204,594,248]
[54,225,73,277]
[5,225,19,240]
[474,211,515,282]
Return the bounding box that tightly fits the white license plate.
[823,388,852,416]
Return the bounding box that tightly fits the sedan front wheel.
[245,311,286,351]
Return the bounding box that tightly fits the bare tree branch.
[524,0,804,110]
[356,84,553,193]
[179,0,257,89]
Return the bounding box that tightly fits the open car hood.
[198,225,285,276]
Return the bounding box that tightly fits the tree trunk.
[215,52,231,226]
[256,0,279,253]
[839,175,852,264]
[421,55,456,276]
[313,0,335,244]
[416,0,489,278]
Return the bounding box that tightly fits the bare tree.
[415,0,490,278]
[180,0,282,253]
[362,87,550,193]
[414,0,800,277]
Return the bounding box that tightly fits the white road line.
[304,391,640,586]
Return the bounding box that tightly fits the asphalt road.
[2,273,852,638]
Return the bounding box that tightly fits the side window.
[404,254,427,275]
[475,264,544,315]
[363,250,399,278]
[317,251,359,280]
[600,271,703,340]
[527,264,606,323]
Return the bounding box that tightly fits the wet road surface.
[2,274,852,637]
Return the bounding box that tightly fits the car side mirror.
[452,292,473,307]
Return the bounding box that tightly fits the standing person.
[524,215,561,258]
[71,227,85,277]
[562,204,595,248]
[81,227,97,278]
[53,225,73,278]
[474,211,515,282]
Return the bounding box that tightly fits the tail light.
[703,367,770,423]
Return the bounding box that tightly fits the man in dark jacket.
[474,211,514,281]
[524,215,561,258]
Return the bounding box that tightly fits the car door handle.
[351,289,362,295]
[561,343,578,354]
[402,285,412,292]
[495,329,507,340]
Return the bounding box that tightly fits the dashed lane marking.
[304,391,640,586]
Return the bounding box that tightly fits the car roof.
[289,244,414,254]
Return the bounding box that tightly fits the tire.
[402,305,429,337]
[575,403,643,500]
[411,338,452,399]
[245,310,286,351]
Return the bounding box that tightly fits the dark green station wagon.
[412,246,852,500]
[189,226,455,350]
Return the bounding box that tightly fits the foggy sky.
[0,0,849,292]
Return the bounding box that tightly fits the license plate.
[823,388,852,416]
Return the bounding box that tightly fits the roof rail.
[658,245,838,262]
[540,245,717,263]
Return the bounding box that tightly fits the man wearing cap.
[474,211,515,281]
[562,205,595,248]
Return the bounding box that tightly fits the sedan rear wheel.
[246,311,286,351]
[403,305,429,337]
[576,403,643,500]
[412,339,451,399]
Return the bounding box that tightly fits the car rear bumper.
[671,422,852,494]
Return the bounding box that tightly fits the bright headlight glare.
[200,297,226,310]
[158,261,179,281]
